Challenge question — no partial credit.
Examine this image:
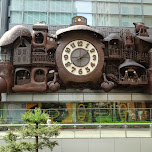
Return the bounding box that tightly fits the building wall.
[9,0,152,27]
[1,138,152,152]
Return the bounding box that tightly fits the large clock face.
[62,40,99,76]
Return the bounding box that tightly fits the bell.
[101,73,114,92]
[48,81,60,92]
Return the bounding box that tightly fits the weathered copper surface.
[0,77,7,92]
[12,67,50,92]
[13,38,31,65]
[47,72,60,92]
[118,59,146,69]
[31,23,57,66]
[118,59,147,85]
[148,49,152,93]
[0,62,14,92]
[133,22,149,36]
[101,73,114,92]
[0,25,31,47]
[104,33,121,41]
[104,33,122,59]
[55,25,104,39]
[0,20,152,93]
[56,30,104,87]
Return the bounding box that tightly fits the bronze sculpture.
[0,16,152,93]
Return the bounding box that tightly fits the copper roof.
[0,25,31,47]
[104,33,121,41]
[119,59,146,69]
[32,22,48,31]
[137,36,152,43]
[55,25,104,39]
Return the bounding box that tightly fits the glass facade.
[2,101,152,124]
[9,0,152,27]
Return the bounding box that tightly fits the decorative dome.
[0,25,31,47]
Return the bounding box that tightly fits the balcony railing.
[109,48,122,59]
[119,74,148,85]
[0,123,152,138]
[32,52,55,65]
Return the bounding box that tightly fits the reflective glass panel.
[96,14,119,26]
[10,0,23,10]
[120,3,142,15]
[49,0,72,12]
[143,5,152,15]
[74,1,96,13]
[24,0,47,11]
[48,13,72,25]
[143,0,152,3]
[144,16,152,28]
[96,2,119,14]
[97,0,119,1]
[120,0,141,2]
[23,12,47,24]
[10,12,22,24]
[121,15,142,27]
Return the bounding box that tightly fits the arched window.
[34,69,45,82]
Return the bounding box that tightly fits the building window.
[23,12,47,24]
[48,13,72,25]
[24,0,47,12]
[96,2,119,14]
[10,12,22,24]
[96,14,119,27]
[10,0,23,11]
[120,0,141,2]
[73,1,95,13]
[120,4,142,15]
[143,0,152,3]
[143,4,152,15]
[144,16,152,28]
[121,15,142,27]
[49,0,72,13]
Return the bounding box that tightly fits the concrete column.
[72,103,77,123]
[0,0,9,37]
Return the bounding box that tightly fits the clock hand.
[75,49,89,61]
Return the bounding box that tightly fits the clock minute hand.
[75,50,89,61]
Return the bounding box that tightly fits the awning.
[118,59,146,70]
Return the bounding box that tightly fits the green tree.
[0,108,60,152]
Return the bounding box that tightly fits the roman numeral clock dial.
[62,40,98,76]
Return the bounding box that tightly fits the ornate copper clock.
[62,40,99,76]
[56,30,104,87]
